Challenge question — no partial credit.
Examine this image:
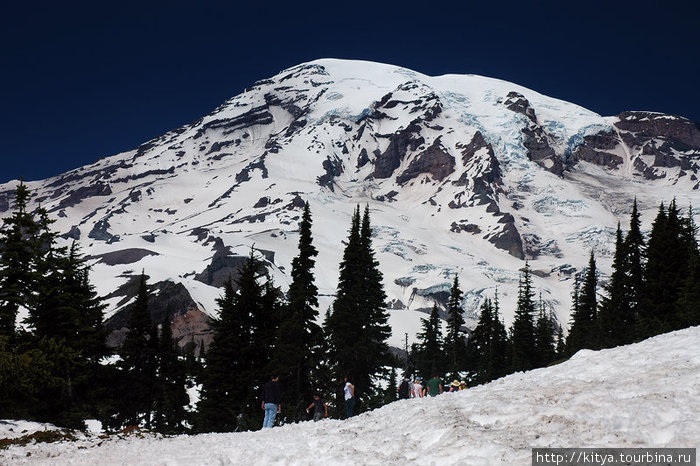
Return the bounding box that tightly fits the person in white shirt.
[411,378,425,398]
[343,377,355,418]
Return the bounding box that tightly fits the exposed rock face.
[396,137,455,185]
[571,129,624,169]
[522,125,564,176]
[105,277,205,350]
[0,191,11,213]
[195,250,250,289]
[454,132,502,197]
[570,112,700,185]
[192,105,274,140]
[171,309,215,356]
[504,91,537,122]
[89,248,159,266]
[318,155,344,189]
[487,213,525,260]
[88,219,118,242]
[372,122,424,179]
[504,91,564,176]
[446,130,523,258]
[450,221,482,234]
[615,111,700,147]
[61,225,81,240]
[54,183,112,210]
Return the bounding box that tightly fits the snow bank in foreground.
[3,327,699,465]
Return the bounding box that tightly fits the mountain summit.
[2,59,699,350]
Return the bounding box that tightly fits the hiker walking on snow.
[426,375,443,397]
[262,375,281,428]
[344,377,355,418]
[306,394,328,421]
[411,378,425,398]
[398,378,410,400]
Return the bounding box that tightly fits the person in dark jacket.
[398,378,410,399]
[262,375,281,428]
[305,394,328,421]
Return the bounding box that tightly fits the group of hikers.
[398,375,467,399]
[261,375,354,428]
[261,374,465,428]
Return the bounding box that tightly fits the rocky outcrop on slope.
[570,112,700,186]
[569,129,624,169]
[504,91,564,176]
[104,276,206,349]
[396,137,455,185]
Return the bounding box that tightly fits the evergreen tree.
[567,253,599,354]
[623,198,645,340]
[325,205,390,417]
[468,296,510,384]
[25,207,65,337]
[555,327,566,359]
[197,251,277,432]
[13,337,80,425]
[467,297,493,384]
[41,243,108,427]
[444,276,467,380]
[0,185,108,427]
[252,279,281,403]
[636,202,666,338]
[28,242,107,360]
[486,294,510,381]
[404,343,419,382]
[510,263,537,372]
[415,304,444,380]
[195,278,242,432]
[642,201,690,337]
[533,297,556,368]
[599,224,632,348]
[153,319,188,434]
[63,243,108,362]
[358,205,391,394]
[0,181,38,337]
[272,202,322,422]
[112,272,158,429]
[676,207,700,327]
[183,336,201,381]
[313,312,335,412]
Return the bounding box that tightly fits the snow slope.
[3,326,698,465]
[1,58,699,351]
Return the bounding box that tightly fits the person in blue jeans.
[262,375,281,428]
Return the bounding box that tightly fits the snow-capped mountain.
[1,59,699,351]
[3,326,699,464]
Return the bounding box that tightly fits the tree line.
[410,198,700,388]
[1,182,698,432]
[408,263,562,386]
[567,199,699,354]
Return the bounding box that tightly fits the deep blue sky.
[2,0,698,183]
